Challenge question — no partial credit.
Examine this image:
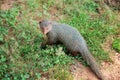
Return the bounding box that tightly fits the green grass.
[61,0,117,61]
[112,38,120,53]
[0,1,73,79]
[0,0,120,80]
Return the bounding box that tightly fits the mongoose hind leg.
[66,48,78,56]
[71,52,78,56]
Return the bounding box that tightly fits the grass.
[0,0,120,80]
[61,0,117,61]
[112,38,120,53]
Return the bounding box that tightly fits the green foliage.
[61,0,117,61]
[68,15,113,61]
[112,38,120,53]
[0,1,72,79]
[0,49,8,78]
[50,66,74,80]
[0,0,119,79]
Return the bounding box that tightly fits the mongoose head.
[39,20,52,35]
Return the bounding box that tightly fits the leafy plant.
[112,38,120,53]
[0,0,119,79]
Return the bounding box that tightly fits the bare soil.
[70,35,120,80]
[0,0,14,10]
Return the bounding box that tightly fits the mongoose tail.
[79,48,105,80]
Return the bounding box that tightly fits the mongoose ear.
[48,21,52,30]
[48,21,52,25]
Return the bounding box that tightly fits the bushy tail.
[79,48,104,80]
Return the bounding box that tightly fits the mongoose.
[39,20,104,80]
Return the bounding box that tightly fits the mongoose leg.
[71,52,78,56]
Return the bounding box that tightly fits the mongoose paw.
[40,44,47,49]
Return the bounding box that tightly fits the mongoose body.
[39,20,104,80]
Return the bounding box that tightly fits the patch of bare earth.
[70,35,120,80]
[49,6,65,21]
[101,35,120,80]
[70,61,99,80]
[0,0,15,10]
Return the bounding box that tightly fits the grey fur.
[39,20,104,80]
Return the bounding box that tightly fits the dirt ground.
[70,36,120,80]
[0,0,14,10]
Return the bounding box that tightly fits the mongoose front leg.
[40,41,47,49]
[40,39,53,49]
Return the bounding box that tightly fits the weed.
[112,38,120,53]
[48,65,74,80]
